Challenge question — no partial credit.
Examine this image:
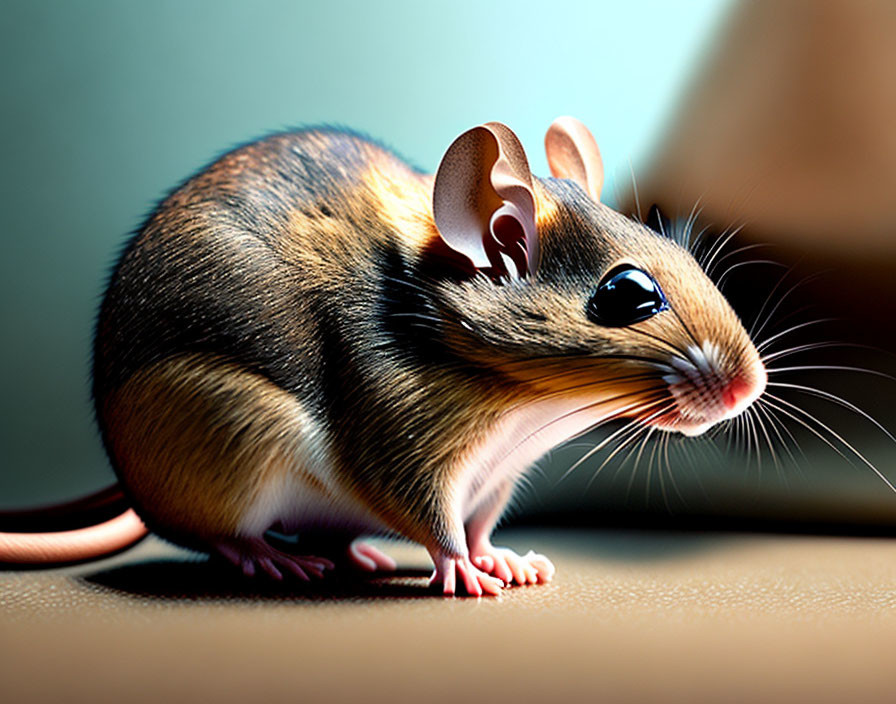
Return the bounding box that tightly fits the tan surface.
[2,528,896,703]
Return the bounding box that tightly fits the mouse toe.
[213,537,334,581]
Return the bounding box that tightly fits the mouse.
[0,117,766,595]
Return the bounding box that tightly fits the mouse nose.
[722,370,765,414]
[722,376,750,411]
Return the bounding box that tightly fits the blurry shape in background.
[638,0,896,258]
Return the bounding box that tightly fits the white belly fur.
[454,394,631,520]
[237,408,388,538]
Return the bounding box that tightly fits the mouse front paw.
[428,551,504,597]
[470,543,555,586]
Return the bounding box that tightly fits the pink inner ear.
[487,168,538,278]
[489,211,529,279]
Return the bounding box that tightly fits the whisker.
[746,406,763,478]
[750,270,824,342]
[498,392,670,490]
[680,199,704,254]
[753,400,800,470]
[495,352,678,374]
[756,318,839,353]
[767,365,896,382]
[386,312,443,324]
[689,223,714,263]
[505,382,667,429]
[700,223,744,274]
[629,160,643,224]
[638,427,661,505]
[507,369,663,396]
[623,326,699,366]
[379,273,437,297]
[661,431,687,510]
[723,413,737,457]
[748,263,799,339]
[679,435,701,500]
[761,342,880,364]
[716,259,789,291]
[759,401,810,483]
[706,242,776,280]
[766,381,896,446]
[624,427,659,504]
[587,424,655,493]
[734,411,747,466]
[647,428,667,510]
[760,394,896,494]
[750,404,784,485]
[559,400,673,483]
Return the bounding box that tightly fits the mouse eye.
[586,265,668,326]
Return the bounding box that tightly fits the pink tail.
[0,509,147,565]
[0,486,148,565]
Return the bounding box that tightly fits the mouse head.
[430,118,766,436]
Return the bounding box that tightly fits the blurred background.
[2,0,895,531]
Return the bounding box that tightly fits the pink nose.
[722,376,754,412]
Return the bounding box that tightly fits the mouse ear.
[432,122,538,281]
[544,116,604,202]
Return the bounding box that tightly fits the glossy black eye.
[586,265,668,326]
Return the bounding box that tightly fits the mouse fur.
[18,121,767,594]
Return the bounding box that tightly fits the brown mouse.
[0,117,766,595]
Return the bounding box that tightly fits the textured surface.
[3,528,896,703]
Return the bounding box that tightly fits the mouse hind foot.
[348,540,397,572]
[294,534,398,573]
[213,537,335,581]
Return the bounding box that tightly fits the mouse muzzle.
[654,339,767,437]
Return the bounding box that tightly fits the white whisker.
[760,394,896,495]
[750,270,823,341]
[706,243,775,280]
[756,318,839,353]
[700,224,744,274]
[564,401,674,483]
[761,342,878,364]
[766,381,896,446]
[716,259,788,291]
[629,160,643,224]
[767,365,896,382]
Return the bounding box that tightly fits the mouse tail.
[0,485,148,565]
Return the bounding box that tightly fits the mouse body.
[5,119,767,595]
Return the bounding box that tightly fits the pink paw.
[214,538,335,582]
[429,551,504,597]
[347,541,397,572]
[471,545,555,586]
